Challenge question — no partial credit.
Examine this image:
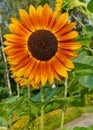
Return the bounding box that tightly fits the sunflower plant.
[1,0,93,130]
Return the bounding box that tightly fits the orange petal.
[4,46,27,55]
[53,57,68,78]
[56,52,74,69]
[10,56,32,72]
[47,12,56,30]
[11,17,30,34]
[41,4,53,29]
[53,13,68,33]
[47,61,54,84]
[58,31,78,41]
[4,34,27,42]
[40,61,48,86]
[59,48,78,58]
[19,9,35,31]
[24,58,37,78]
[35,64,41,85]
[3,41,26,46]
[56,22,76,36]
[36,5,43,28]
[28,59,40,83]
[8,24,30,37]
[59,42,82,50]
[29,5,39,29]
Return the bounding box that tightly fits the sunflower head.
[55,0,70,15]
[4,4,81,87]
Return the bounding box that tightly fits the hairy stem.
[17,84,20,98]
[27,85,31,98]
[40,86,44,130]
[61,78,68,129]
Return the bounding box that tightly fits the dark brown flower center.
[28,29,58,61]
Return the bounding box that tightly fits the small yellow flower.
[55,0,63,15]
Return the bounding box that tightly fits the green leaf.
[44,98,73,113]
[0,117,6,126]
[79,74,93,89]
[73,51,93,76]
[25,98,41,117]
[4,96,18,104]
[82,25,93,36]
[73,127,88,130]
[74,63,93,70]
[45,87,63,101]
[73,69,93,76]
[73,51,93,67]
[32,87,63,102]
[71,95,85,107]
[87,0,93,13]
[75,25,93,47]
[39,0,49,6]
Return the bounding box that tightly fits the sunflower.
[4,4,81,87]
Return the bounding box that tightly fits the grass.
[88,125,93,130]
[11,105,93,130]
[44,107,82,130]
[11,107,82,130]
[83,105,93,113]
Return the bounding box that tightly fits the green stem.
[17,84,20,98]
[40,86,44,130]
[26,79,31,98]
[61,78,68,130]
[0,28,12,96]
[27,85,31,98]
[71,13,84,26]
[70,0,87,9]
[78,7,88,18]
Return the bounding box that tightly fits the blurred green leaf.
[73,51,93,66]
[73,127,88,130]
[73,51,93,76]
[71,95,85,107]
[75,25,93,47]
[79,74,93,89]
[73,69,93,76]
[0,117,6,126]
[87,0,93,13]
[44,98,73,113]
[3,96,18,104]
[39,0,49,6]
[32,87,64,102]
